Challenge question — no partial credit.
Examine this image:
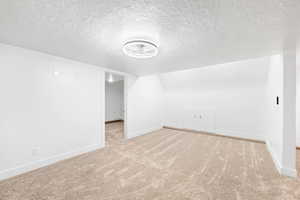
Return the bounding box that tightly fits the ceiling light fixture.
[123,40,158,58]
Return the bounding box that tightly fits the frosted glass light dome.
[123,40,158,58]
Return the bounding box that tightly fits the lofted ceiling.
[0,0,299,75]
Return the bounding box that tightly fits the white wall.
[105,80,124,122]
[265,52,296,177]
[296,46,300,147]
[0,44,105,180]
[161,55,297,177]
[281,50,296,176]
[160,57,269,141]
[265,54,284,167]
[125,75,164,139]
[297,68,300,147]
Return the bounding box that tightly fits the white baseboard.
[127,126,163,139]
[214,128,264,142]
[266,141,282,174]
[0,143,104,181]
[281,167,297,177]
[266,141,297,178]
[164,125,264,143]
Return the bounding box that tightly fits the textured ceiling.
[0,0,299,75]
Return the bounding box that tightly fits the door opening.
[104,72,126,146]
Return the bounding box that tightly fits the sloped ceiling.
[0,0,299,75]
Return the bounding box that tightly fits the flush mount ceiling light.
[123,40,158,58]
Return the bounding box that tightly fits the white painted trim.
[281,167,297,178]
[164,124,264,142]
[266,140,297,178]
[266,141,282,174]
[0,144,104,181]
[123,77,129,140]
[102,73,106,147]
[214,128,265,142]
[127,126,163,139]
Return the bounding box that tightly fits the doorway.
[105,72,125,146]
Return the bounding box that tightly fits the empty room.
[0,0,300,199]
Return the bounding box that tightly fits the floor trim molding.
[0,144,104,181]
[266,140,297,178]
[266,141,282,175]
[105,120,123,124]
[127,126,163,139]
[163,126,265,144]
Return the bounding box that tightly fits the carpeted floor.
[1,122,300,200]
[105,121,124,146]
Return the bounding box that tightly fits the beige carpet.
[1,122,300,200]
[105,121,124,146]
